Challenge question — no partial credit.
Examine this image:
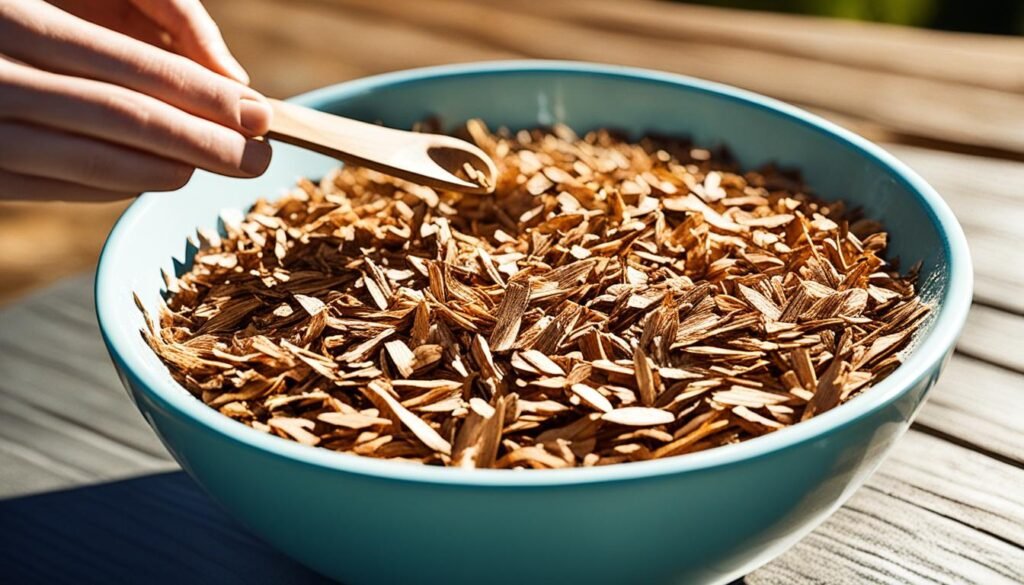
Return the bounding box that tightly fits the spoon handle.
[265,99,495,194]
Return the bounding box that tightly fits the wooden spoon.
[265,99,497,194]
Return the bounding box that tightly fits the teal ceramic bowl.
[97,61,972,585]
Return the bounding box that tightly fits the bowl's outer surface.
[97,62,972,585]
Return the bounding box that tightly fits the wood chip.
[633,347,657,406]
[452,394,508,468]
[269,417,320,446]
[384,340,416,378]
[602,407,674,427]
[732,405,784,430]
[519,349,566,377]
[364,381,451,455]
[318,412,392,430]
[569,383,614,413]
[488,278,530,352]
[144,120,928,469]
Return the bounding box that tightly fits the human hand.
[0,0,273,201]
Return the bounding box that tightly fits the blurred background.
[683,0,1024,35]
[3,0,1024,305]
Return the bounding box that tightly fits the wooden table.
[2,1,1022,583]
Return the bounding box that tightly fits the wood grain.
[748,432,1024,585]
[885,144,1024,314]
[958,305,1024,373]
[0,276,175,498]
[874,433,1024,548]
[918,354,1024,467]
[494,0,1024,92]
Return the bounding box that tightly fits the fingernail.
[240,139,272,176]
[239,98,272,136]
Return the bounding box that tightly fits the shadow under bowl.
[96,61,972,585]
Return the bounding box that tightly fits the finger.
[130,0,250,85]
[0,169,137,202]
[0,59,273,178]
[47,0,169,50]
[0,0,271,136]
[0,122,195,193]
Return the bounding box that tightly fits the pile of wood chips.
[143,120,929,469]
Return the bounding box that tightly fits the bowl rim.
[96,60,973,487]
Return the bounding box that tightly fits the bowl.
[96,61,972,585]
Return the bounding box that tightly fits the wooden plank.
[958,305,1024,373]
[207,0,518,98]
[886,144,1024,313]
[324,0,1024,156]
[917,354,1024,467]
[886,145,1024,239]
[751,487,1023,584]
[212,17,369,99]
[0,277,175,460]
[957,231,1024,315]
[749,431,1024,585]
[0,275,175,499]
[494,0,1024,93]
[0,394,172,485]
[0,439,95,496]
[875,432,1024,548]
